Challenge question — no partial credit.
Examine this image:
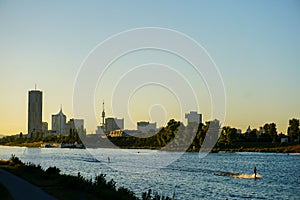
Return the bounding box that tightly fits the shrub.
[9,154,22,165]
[46,166,60,175]
[118,187,136,198]
[95,174,107,186]
[107,179,116,191]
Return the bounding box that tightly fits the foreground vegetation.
[0,155,171,200]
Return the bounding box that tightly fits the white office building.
[105,118,124,133]
[51,107,66,136]
[185,111,202,125]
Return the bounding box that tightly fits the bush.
[46,166,60,175]
[118,187,136,198]
[95,174,107,186]
[107,179,116,191]
[142,189,172,200]
[9,154,22,165]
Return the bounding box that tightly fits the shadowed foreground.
[0,182,14,200]
[0,168,56,200]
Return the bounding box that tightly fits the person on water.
[254,166,257,178]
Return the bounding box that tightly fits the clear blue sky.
[0,0,299,134]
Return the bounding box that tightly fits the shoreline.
[1,143,300,153]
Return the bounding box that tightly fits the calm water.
[0,146,299,199]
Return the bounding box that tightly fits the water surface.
[0,146,299,199]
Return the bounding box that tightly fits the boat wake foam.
[216,172,262,179]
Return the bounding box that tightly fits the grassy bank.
[3,141,42,148]
[0,155,171,200]
[238,144,300,153]
[2,140,300,153]
[215,143,300,153]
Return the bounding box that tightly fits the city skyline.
[0,1,300,135]
[1,86,298,136]
[26,87,203,134]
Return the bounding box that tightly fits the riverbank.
[78,143,300,153]
[1,141,300,153]
[230,144,300,153]
[2,141,84,149]
[2,141,43,147]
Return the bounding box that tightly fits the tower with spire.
[51,105,66,136]
[96,101,106,135]
[101,101,105,127]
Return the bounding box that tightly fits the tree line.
[0,128,83,146]
[106,118,300,151]
[1,118,299,151]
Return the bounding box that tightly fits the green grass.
[0,183,14,200]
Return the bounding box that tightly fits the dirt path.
[0,168,57,200]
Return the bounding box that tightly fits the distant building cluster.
[27,88,86,138]
[27,88,204,139]
[51,108,85,137]
[95,102,125,137]
[95,102,203,138]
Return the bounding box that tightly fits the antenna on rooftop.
[35,83,37,90]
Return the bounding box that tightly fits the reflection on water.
[24,147,42,155]
[0,146,299,199]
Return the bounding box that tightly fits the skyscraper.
[28,89,43,136]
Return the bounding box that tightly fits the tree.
[245,129,257,142]
[202,119,221,149]
[262,123,277,142]
[269,123,278,142]
[288,118,300,141]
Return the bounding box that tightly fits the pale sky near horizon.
[0,0,299,135]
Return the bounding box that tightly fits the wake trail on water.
[217,172,262,179]
[164,166,263,179]
[164,166,264,180]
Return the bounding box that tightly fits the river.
[0,146,299,199]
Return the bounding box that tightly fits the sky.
[0,0,299,135]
